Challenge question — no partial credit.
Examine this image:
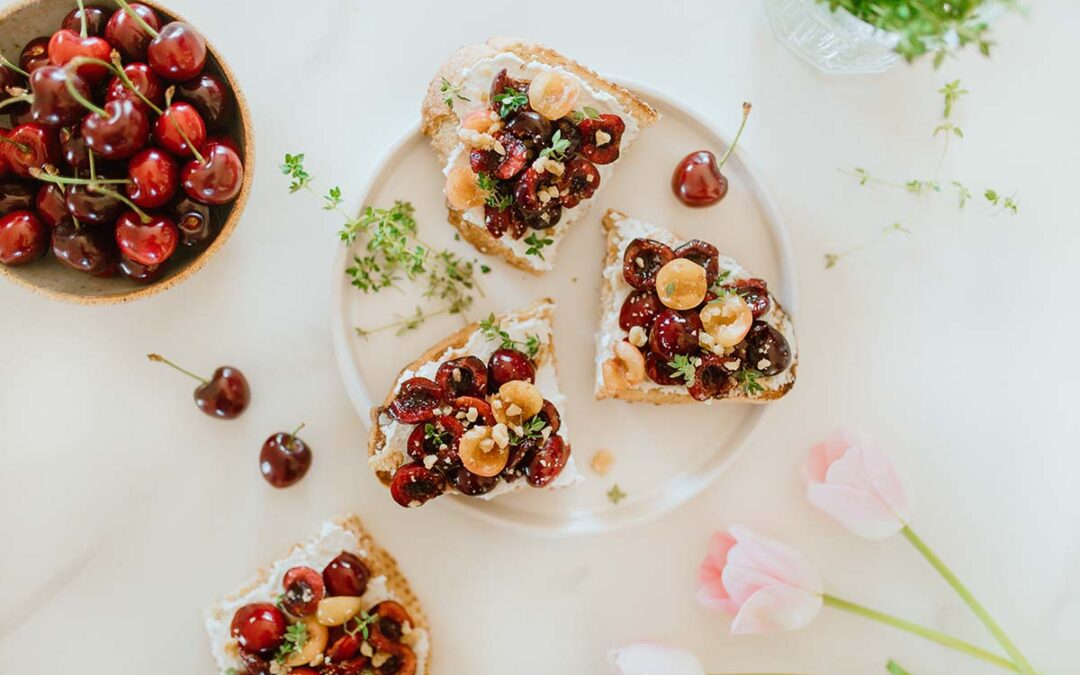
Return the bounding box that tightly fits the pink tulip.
[608,643,706,675]
[805,431,912,540]
[697,525,823,634]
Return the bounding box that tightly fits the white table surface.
[1,1,1076,673]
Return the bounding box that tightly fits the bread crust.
[205,514,430,673]
[421,37,659,274]
[368,300,558,487]
[596,209,797,404]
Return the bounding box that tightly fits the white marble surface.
[1,1,1076,673]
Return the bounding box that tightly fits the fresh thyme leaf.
[736,369,765,395]
[952,180,972,208]
[539,130,571,160]
[886,660,912,675]
[667,354,697,385]
[709,269,732,293]
[345,611,379,640]
[275,621,309,663]
[480,264,491,274]
[523,334,541,359]
[493,87,528,118]
[510,415,547,444]
[440,77,470,110]
[582,106,600,120]
[280,153,311,193]
[425,422,451,446]
[607,483,627,504]
[524,232,553,259]
[939,80,968,118]
[480,314,541,357]
[477,172,513,209]
[324,186,343,210]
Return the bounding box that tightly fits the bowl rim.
[0,0,254,305]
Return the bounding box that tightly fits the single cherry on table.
[672,102,752,207]
[259,423,313,488]
[147,353,250,419]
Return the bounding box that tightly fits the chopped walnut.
[591,449,615,475]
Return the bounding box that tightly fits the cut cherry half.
[622,238,674,290]
[387,377,445,424]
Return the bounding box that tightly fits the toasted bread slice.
[596,209,798,403]
[422,37,659,274]
[205,514,431,674]
[369,300,581,505]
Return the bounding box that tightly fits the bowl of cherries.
[0,0,251,303]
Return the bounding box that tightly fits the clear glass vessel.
[765,0,903,75]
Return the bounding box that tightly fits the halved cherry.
[406,414,465,463]
[451,467,499,496]
[491,132,528,179]
[726,278,771,318]
[505,110,551,147]
[513,168,545,212]
[649,309,699,361]
[451,395,496,426]
[522,199,561,231]
[552,118,581,156]
[469,148,497,175]
[325,633,363,662]
[239,649,272,675]
[483,202,519,238]
[619,288,664,331]
[389,463,446,508]
[622,238,674,290]
[536,399,561,434]
[489,68,530,105]
[525,434,570,488]
[369,601,413,647]
[487,348,535,390]
[281,566,325,618]
[675,239,720,286]
[387,377,444,424]
[556,158,600,208]
[644,351,682,386]
[578,113,625,164]
[435,355,487,397]
[688,353,739,401]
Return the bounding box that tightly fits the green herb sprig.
[493,87,528,118]
[274,621,309,663]
[667,354,697,385]
[539,130,571,161]
[477,172,513,210]
[440,77,470,110]
[479,314,540,358]
[524,232,554,260]
[735,368,765,396]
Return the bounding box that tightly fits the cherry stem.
[0,54,29,77]
[61,68,108,117]
[0,135,30,154]
[0,93,32,112]
[716,102,752,170]
[164,86,205,163]
[76,0,88,37]
[29,168,129,186]
[147,353,208,385]
[106,52,164,115]
[290,422,307,438]
[354,307,451,338]
[113,0,159,37]
[89,184,151,223]
[88,148,97,181]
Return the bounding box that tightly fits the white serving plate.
[331,81,797,536]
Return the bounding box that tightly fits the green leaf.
[440,77,470,109]
[607,483,627,504]
[582,106,600,119]
[886,660,912,675]
[524,232,553,259]
[539,129,571,160]
[493,87,528,118]
[667,354,697,385]
[275,621,309,663]
[736,369,765,395]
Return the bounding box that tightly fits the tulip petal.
[730,584,823,634]
[727,525,823,594]
[697,531,738,613]
[608,643,707,675]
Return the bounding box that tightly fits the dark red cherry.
[489,68,529,105]
[469,148,497,175]
[487,348,536,390]
[281,566,324,618]
[172,196,217,247]
[622,238,674,290]
[649,309,699,361]
[619,288,665,331]
[59,126,90,168]
[176,73,234,129]
[388,377,445,424]
[0,210,47,265]
[521,196,561,231]
[205,133,240,156]
[29,65,92,127]
[435,356,488,397]
[688,353,739,401]
[51,219,116,273]
[181,142,244,205]
[148,353,250,419]
[406,414,464,468]
[0,62,25,96]
[673,150,726,207]
[0,124,59,177]
[81,98,150,160]
[491,132,528,179]
[118,255,164,283]
[148,22,207,81]
[389,463,446,508]
[513,167,547,212]
[552,118,582,156]
[322,552,370,597]
[0,131,10,178]
[106,62,165,111]
[153,101,206,157]
[64,184,122,225]
[525,434,570,488]
[577,114,624,164]
[260,426,313,489]
[62,5,111,37]
[504,436,537,479]
[644,351,682,386]
[483,202,522,239]
[19,37,51,73]
[35,184,67,228]
[556,158,600,208]
[744,322,792,376]
[115,210,177,265]
[450,395,496,426]
[127,148,178,208]
[238,650,272,675]
[505,110,551,146]
[727,278,771,318]
[536,399,561,434]
[230,603,286,653]
[47,29,112,83]
[0,180,36,216]
[675,239,720,286]
[325,634,363,663]
[451,467,498,496]
[105,3,161,61]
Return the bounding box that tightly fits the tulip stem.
[822,594,1018,672]
[900,526,1037,675]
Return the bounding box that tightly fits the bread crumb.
[591,449,615,475]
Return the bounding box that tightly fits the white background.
[1,1,1077,673]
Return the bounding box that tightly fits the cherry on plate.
[387,377,444,424]
[621,238,674,290]
[672,103,751,208]
[744,322,792,376]
[524,434,570,487]
[649,309,699,361]
[259,424,313,488]
[577,113,625,164]
[435,356,488,397]
[147,353,250,419]
[619,288,664,331]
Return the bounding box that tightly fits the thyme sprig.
[493,87,528,118]
[274,621,308,664]
[439,77,469,110]
[479,314,540,358]
[735,368,765,396]
[524,232,553,260]
[667,354,697,385]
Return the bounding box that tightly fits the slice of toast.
[369,300,581,505]
[421,37,659,274]
[596,209,798,404]
[205,514,431,674]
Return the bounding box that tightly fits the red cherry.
[0,124,60,177]
[387,377,445,424]
[118,255,164,284]
[230,603,286,653]
[172,197,217,247]
[0,180,35,216]
[487,348,536,389]
[176,73,234,129]
[81,98,150,160]
[0,210,48,265]
[61,5,111,37]
[51,220,116,274]
[524,434,570,487]
[148,353,251,419]
[35,184,67,228]
[152,102,206,157]
[389,463,446,508]
[181,142,244,205]
[322,552,370,597]
[106,62,165,111]
[65,184,123,225]
[672,150,726,207]
[148,22,207,81]
[59,126,90,168]
[47,29,112,83]
[205,134,240,156]
[29,65,92,127]
[115,210,177,265]
[127,148,178,208]
[281,566,324,617]
[19,37,51,74]
[259,427,313,489]
[0,131,10,178]
[104,3,161,61]
[577,114,625,165]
